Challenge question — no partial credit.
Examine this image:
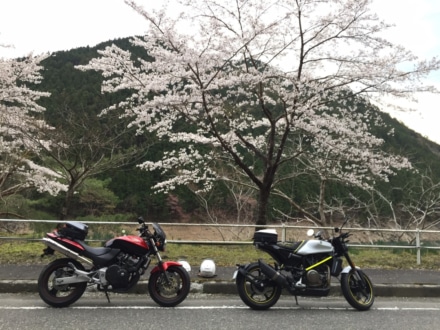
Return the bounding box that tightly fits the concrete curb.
[199,281,440,297]
[1,280,439,297]
[373,283,440,298]
[0,280,37,293]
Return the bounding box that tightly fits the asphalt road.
[1,264,440,297]
[1,264,440,284]
[0,293,439,330]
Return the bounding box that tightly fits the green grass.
[348,247,440,270]
[0,241,50,264]
[1,240,439,270]
[163,243,272,267]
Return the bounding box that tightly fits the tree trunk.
[319,178,327,225]
[60,186,75,220]
[255,185,271,227]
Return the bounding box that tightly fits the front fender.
[150,261,182,274]
[341,265,361,274]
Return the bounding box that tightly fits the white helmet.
[198,259,216,278]
[178,260,191,272]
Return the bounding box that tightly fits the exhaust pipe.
[42,237,93,265]
[258,260,288,287]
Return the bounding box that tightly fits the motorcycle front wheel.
[235,262,282,310]
[38,258,87,308]
[148,265,191,307]
[341,269,374,311]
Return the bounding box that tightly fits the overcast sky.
[1,0,439,143]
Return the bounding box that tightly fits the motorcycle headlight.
[156,238,166,252]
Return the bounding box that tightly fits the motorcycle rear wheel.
[148,265,191,307]
[341,269,374,311]
[235,262,282,310]
[38,258,87,308]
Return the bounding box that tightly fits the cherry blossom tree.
[77,0,439,226]
[0,51,66,198]
[40,105,146,220]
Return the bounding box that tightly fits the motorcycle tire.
[148,265,191,307]
[235,262,282,310]
[38,258,87,308]
[341,269,374,311]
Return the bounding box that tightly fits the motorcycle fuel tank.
[295,240,333,255]
[105,235,149,256]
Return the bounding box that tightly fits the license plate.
[232,270,238,279]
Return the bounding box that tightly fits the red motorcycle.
[38,217,190,308]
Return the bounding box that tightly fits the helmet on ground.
[178,260,191,272]
[198,258,216,278]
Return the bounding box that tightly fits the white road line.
[0,306,439,311]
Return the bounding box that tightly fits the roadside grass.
[0,240,439,270]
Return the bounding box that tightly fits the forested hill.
[30,37,440,224]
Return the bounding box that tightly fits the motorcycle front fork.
[343,253,367,288]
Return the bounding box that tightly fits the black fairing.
[256,242,303,266]
[152,223,166,251]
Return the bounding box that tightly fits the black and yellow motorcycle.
[234,219,374,310]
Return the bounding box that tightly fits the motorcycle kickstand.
[98,284,112,303]
[102,287,111,303]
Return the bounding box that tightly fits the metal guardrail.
[1,219,440,265]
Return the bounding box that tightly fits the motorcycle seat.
[79,244,121,266]
[81,244,114,256]
[277,241,304,252]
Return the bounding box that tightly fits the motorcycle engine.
[105,264,130,289]
[306,265,330,287]
[102,253,144,290]
[306,270,323,286]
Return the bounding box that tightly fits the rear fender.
[232,263,251,278]
[236,263,251,271]
[42,237,92,265]
[233,263,264,286]
[150,261,182,274]
[46,232,84,252]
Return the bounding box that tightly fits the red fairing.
[105,235,149,255]
[151,261,183,274]
[114,235,149,249]
[47,232,85,251]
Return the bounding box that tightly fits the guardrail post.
[281,223,286,242]
[416,229,421,265]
